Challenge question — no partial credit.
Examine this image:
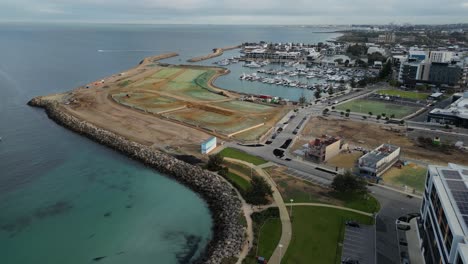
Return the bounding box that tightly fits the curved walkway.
[224,157,291,264]
[284,203,373,217]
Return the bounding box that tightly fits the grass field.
[227,172,251,192]
[382,163,427,192]
[336,99,420,118]
[219,147,268,165]
[257,218,282,260]
[378,89,429,100]
[283,206,373,264]
[331,192,381,214]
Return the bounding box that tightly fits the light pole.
[278,244,283,264]
[290,199,294,217]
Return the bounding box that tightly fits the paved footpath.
[224,158,292,264]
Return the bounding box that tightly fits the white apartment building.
[419,163,468,264]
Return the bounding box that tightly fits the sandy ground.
[53,54,212,156]
[47,53,287,157]
[298,116,468,166]
[326,152,363,169]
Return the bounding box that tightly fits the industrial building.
[418,163,468,264]
[358,144,400,177]
[306,135,347,163]
[428,91,468,128]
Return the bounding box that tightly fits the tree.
[322,108,329,115]
[379,60,393,79]
[390,114,395,119]
[331,171,367,193]
[331,106,336,110]
[376,115,381,120]
[314,89,322,99]
[362,116,367,119]
[350,78,357,88]
[245,176,273,205]
[345,112,350,118]
[381,113,386,117]
[385,117,390,121]
[346,109,351,113]
[400,120,405,125]
[207,153,224,171]
[298,93,307,105]
[340,111,344,116]
[328,89,334,95]
[368,112,373,116]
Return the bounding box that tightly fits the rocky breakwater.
[27,96,244,264]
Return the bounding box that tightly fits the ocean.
[0,23,341,264]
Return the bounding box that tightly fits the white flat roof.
[430,96,468,119]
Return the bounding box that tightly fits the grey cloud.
[0,0,467,24]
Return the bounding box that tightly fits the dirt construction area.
[110,64,288,141]
[297,116,468,166]
[44,53,288,156]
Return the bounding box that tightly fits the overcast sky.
[1,0,468,25]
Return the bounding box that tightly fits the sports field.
[336,99,420,118]
[111,65,287,140]
[378,89,429,100]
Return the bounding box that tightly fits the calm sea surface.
[0,23,341,264]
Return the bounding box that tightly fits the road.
[369,185,421,264]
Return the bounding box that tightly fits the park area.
[282,206,374,264]
[111,65,288,141]
[335,99,420,118]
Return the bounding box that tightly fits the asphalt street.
[369,185,421,264]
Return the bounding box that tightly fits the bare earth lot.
[296,116,468,166]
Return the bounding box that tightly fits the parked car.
[345,221,360,228]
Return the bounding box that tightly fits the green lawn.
[257,218,282,260]
[336,99,419,118]
[219,147,268,165]
[227,172,252,192]
[383,165,428,192]
[331,192,381,214]
[283,206,374,264]
[378,89,429,100]
[244,208,281,264]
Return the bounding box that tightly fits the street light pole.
[278,244,283,264]
[290,199,294,217]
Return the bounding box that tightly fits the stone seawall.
[27,97,244,264]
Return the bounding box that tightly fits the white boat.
[243,61,262,68]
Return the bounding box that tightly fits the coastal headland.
[26,52,273,263]
[188,45,242,62]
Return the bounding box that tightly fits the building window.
[445,227,453,254]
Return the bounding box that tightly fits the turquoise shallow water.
[0,139,212,264]
[0,23,341,263]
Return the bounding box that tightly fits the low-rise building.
[306,135,347,163]
[419,163,468,264]
[427,91,468,128]
[358,144,400,177]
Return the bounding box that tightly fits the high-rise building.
[430,51,454,63]
[419,163,468,264]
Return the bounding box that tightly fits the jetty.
[187,45,241,62]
